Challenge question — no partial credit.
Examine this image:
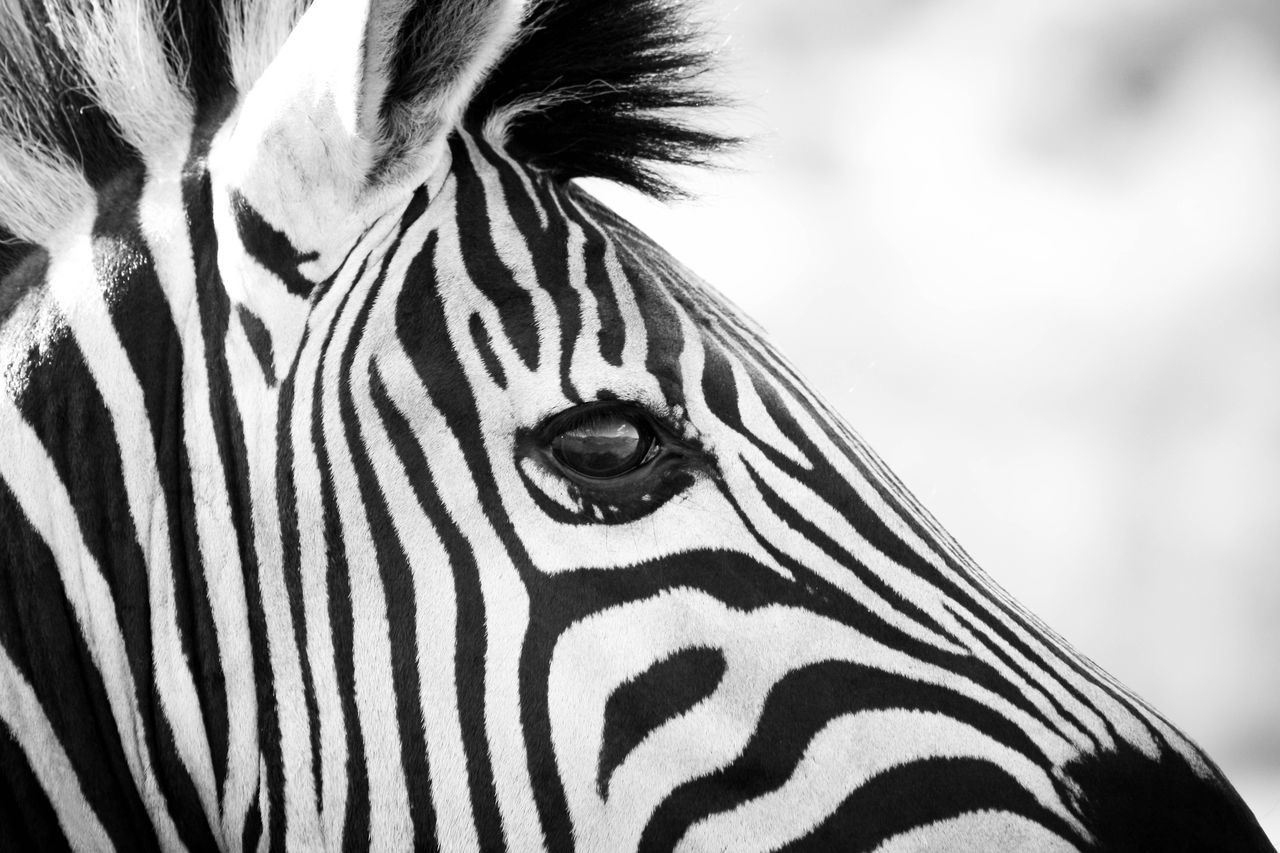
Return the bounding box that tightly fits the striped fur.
[0,1,1274,851]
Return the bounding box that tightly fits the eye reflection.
[551,411,654,479]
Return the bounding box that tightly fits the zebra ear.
[215,0,523,253]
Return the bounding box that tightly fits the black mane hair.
[464,0,736,197]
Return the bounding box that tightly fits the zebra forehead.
[310,134,703,397]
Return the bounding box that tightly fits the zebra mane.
[0,0,733,275]
[468,0,734,196]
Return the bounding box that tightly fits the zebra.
[0,0,1273,849]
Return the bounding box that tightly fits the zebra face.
[246,125,1269,849]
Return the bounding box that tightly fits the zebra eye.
[550,407,657,479]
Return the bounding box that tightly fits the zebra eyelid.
[521,400,705,490]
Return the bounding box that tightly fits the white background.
[590,0,1280,840]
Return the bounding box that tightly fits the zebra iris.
[549,407,657,479]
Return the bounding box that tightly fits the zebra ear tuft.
[214,0,524,252]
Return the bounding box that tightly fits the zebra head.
[0,0,1272,850]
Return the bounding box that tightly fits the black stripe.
[0,247,47,326]
[231,192,319,298]
[0,721,73,853]
[237,305,279,386]
[468,312,507,388]
[599,647,726,797]
[241,790,263,853]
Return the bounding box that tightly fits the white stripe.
[0,384,184,851]
[0,646,115,853]
[870,811,1082,853]
[47,223,220,832]
[256,753,271,853]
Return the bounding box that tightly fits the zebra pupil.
[551,412,651,478]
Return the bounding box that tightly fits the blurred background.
[586,0,1280,840]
